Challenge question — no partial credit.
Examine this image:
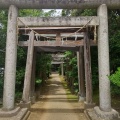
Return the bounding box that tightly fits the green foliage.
[15,92,22,101]
[91,47,99,89]
[62,9,96,17]
[62,9,72,16]
[15,47,26,93]
[64,51,78,94]
[109,10,120,72]
[35,78,42,89]
[62,9,98,94]
[111,84,120,95]
[43,9,57,17]
[80,9,97,16]
[36,79,42,84]
[108,10,120,95]
[62,9,120,96]
[0,10,7,67]
[0,10,8,98]
[16,68,25,92]
[19,9,44,17]
[19,9,57,17]
[109,67,120,87]
[36,53,52,81]
[0,76,4,98]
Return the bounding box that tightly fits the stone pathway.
[27,74,87,120]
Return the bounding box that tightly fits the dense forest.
[0,9,120,104]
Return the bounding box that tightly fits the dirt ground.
[27,74,87,120]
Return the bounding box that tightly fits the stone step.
[15,108,30,120]
[22,111,31,120]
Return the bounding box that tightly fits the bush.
[109,67,120,87]
[109,67,120,95]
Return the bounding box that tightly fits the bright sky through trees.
[43,9,62,16]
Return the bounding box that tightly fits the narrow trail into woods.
[28,74,87,120]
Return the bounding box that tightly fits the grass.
[60,75,78,101]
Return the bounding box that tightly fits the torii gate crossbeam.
[0,0,120,9]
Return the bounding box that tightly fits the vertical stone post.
[30,48,36,104]
[61,63,64,76]
[97,3,111,112]
[84,29,94,108]
[3,5,18,110]
[21,31,34,108]
[94,4,119,119]
[77,47,85,101]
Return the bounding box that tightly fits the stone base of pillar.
[0,107,30,119]
[85,107,120,120]
[0,107,20,117]
[30,96,36,104]
[78,96,85,102]
[94,106,119,120]
[19,101,31,109]
[84,102,96,109]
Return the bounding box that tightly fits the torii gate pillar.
[94,4,119,119]
[3,5,18,110]
[77,47,85,101]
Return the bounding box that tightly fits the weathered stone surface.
[0,0,120,9]
[85,108,120,120]
[19,101,31,109]
[84,102,95,109]
[79,96,85,102]
[30,49,36,104]
[0,107,20,117]
[97,4,111,112]
[0,108,30,120]
[94,5,119,120]
[22,31,35,103]
[3,5,18,110]
[18,17,99,27]
[94,107,119,120]
[18,40,97,47]
[30,96,36,104]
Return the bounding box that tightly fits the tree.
[0,10,8,98]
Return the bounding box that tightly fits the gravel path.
[27,74,87,120]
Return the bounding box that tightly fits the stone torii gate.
[17,16,97,109]
[0,0,120,120]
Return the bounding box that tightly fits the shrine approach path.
[27,73,87,120]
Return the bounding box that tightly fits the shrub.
[109,67,120,87]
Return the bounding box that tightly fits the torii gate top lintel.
[0,0,120,9]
